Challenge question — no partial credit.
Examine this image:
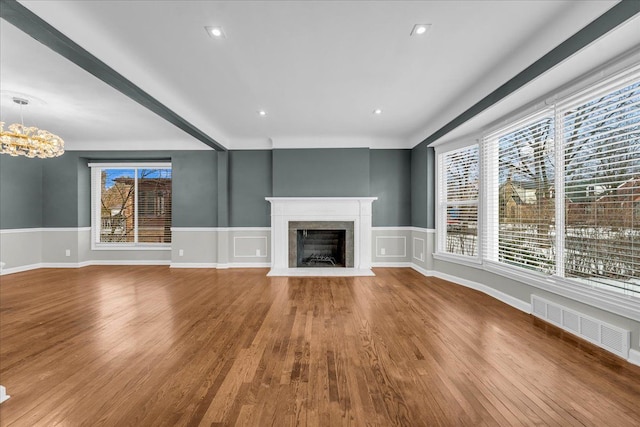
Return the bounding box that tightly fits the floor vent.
[531,295,630,359]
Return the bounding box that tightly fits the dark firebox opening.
[296,229,346,267]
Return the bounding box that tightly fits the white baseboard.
[0,385,9,404]
[409,264,531,314]
[40,262,92,268]
[410,264,435,277]
[229,262,271,268]
[1,260,170,274]
[0,263,42,275]
[171,262,270,269]
[170,262,218,268]
[433,270,532,314]
[371,262,412,268]
[3,261,266,273]
[86,260,171,266]
[629,349,640,367]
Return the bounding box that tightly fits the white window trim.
[435,143,482,264]
[433,62,640,321]
[90,163,172,251]
[483,108,555,270]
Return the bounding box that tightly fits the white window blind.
[484,111,555,274]
[439,64,640,301]
[561,78,640,295]
[439,145,479,258]
[91,164,172,246]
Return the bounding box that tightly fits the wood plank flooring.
[1,266,639,426]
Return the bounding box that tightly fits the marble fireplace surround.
[265,197,377,276]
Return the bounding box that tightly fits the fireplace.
[288,221,354,268]
[266,197,377,276]
[297,230,345,267]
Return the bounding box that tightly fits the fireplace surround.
[266,197,377,276]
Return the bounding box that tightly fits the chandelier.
[1,97,64,158]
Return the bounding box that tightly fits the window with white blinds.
[484,113,555,274]
[90,163,172,247]
[561,78,640,295]
[437,65,639,299]
[438,145,479,258]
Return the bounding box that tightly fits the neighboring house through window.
[436,144,480,261]
[435,64,639,301]
[90,163,172,248]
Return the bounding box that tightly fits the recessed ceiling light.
[411,24,431,36]
[373,108,383,115]
[258,110,267,116]
[205,26,226,39]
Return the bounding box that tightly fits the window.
[484,112,555,274]
[561,78,640,295]
[436,65,640,300]
[91,163,172,248]
[437,145,479,259]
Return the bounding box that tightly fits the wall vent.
[531,295,630,359]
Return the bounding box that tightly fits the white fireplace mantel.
[265,197,377,276]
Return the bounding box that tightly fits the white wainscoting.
[413,237,425,262]
[233,236,268,258]
[375,236,407,258]
[410,227,435,272]
[170,227,270,269]
[371,227,413,267]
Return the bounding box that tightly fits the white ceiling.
[1,0,634,151]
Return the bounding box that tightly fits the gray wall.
[1,147,421,230]
[0,155,43,229]
[272,148,370,197]
[1,151,218,229]
[411,142,435,229]
[77,157,91,227]
[72,151,173,228]
[370,149,411,227]
[229,150,272,227]
[42,154,80,227]
[172,151,218,227]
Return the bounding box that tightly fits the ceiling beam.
[420,0,640,147]
[0,0,226,151]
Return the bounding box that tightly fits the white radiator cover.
[531,295,630,358]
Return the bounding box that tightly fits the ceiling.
[1,0,637,151]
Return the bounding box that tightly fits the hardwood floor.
[1,267,639,426]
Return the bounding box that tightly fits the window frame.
[90,162,172,251]
[435,142,482,266]
[432,63,640,321]
[483,108,556,277]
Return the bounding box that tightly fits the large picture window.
[561,78,639,294]
[91,163,172,248]
[484,112,555,274]
[437,66,639,300]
